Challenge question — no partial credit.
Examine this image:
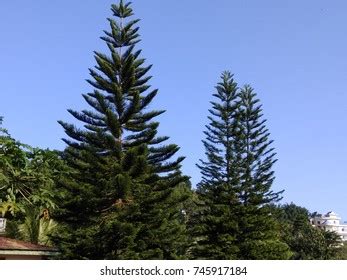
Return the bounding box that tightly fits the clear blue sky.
[1,0,347,217]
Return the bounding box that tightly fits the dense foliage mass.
[274,203,342,260]
[0,1,344,260]
[0,118,65,245]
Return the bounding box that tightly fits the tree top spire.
[111,1,134,18]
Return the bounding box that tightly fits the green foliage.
[17,205,57,245]
[0,118,66,245]
[275,203,342,259]
[336,242,347,259]
[192,72,290,259]
[191,72,240,259]
[1,2,338,260]
[0,127,58,216]
[54,1,191,259]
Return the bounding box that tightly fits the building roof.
[0,237,58,255]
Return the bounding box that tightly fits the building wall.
[311,211,347,241]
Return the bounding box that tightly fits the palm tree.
[19,205,56,245]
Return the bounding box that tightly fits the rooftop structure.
[0,218,58,260]
[0,236,59,260]
[0,237,59,260]
[311,211,347,241]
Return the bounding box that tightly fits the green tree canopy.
[275,203,341,259]
[0,117,66,244]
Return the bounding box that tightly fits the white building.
[311,211,347,241]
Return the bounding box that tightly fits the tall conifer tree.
[194,72,290,259]
[193,72,240,259]
[235,85,290,259]
[55,1,190,259]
